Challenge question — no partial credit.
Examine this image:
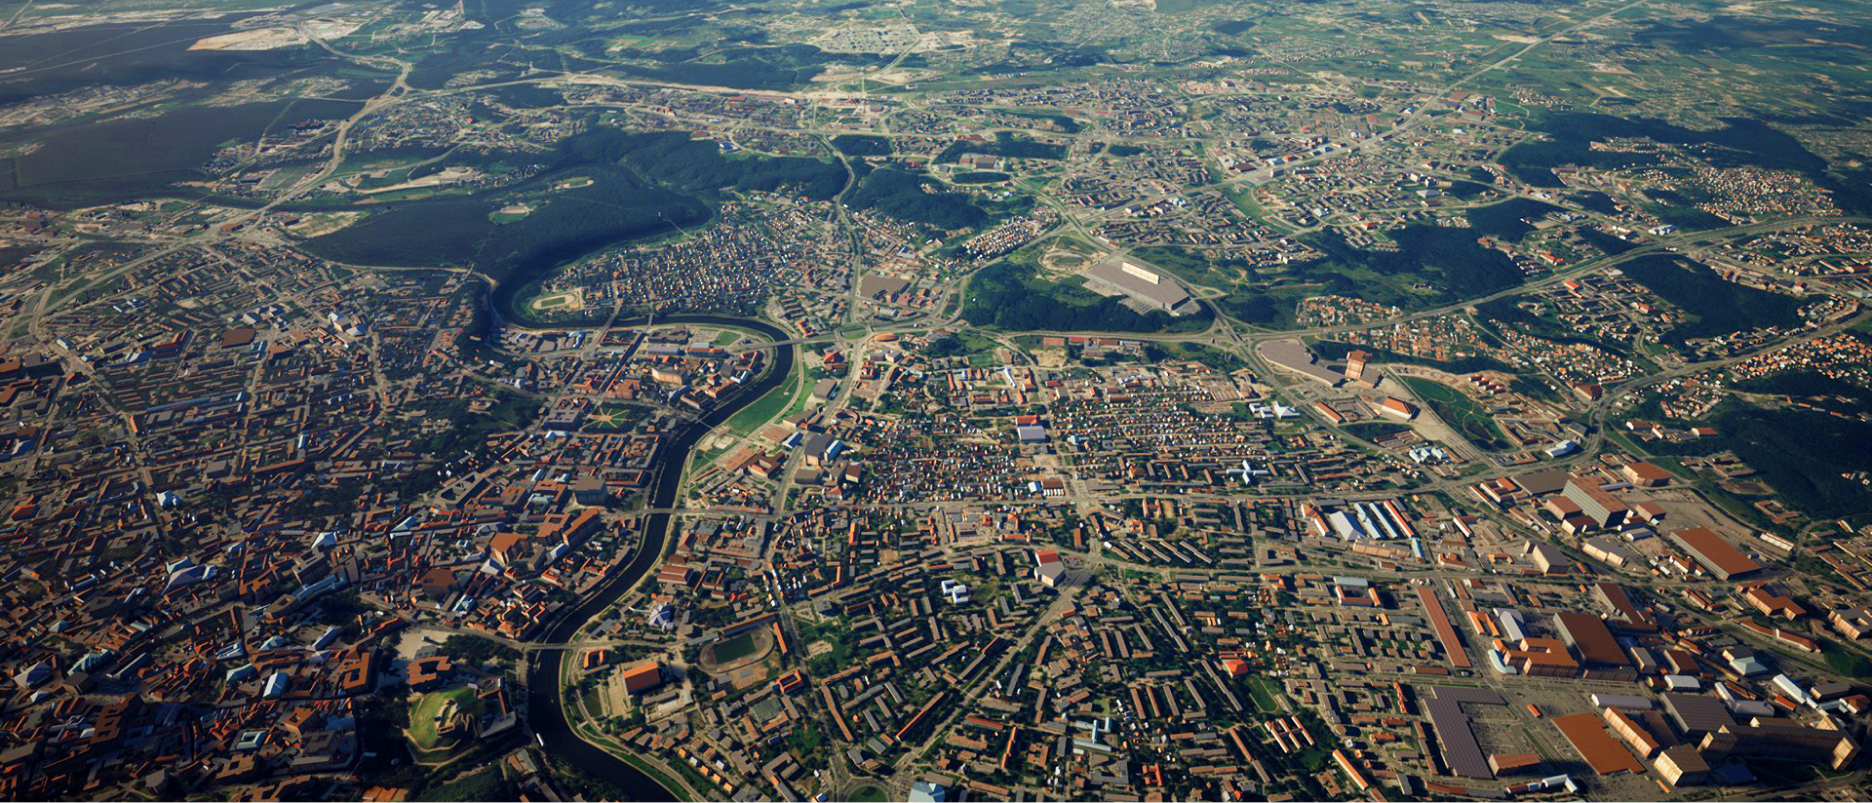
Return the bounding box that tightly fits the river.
[518,313,794,800]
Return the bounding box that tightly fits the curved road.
[519,313,794,800]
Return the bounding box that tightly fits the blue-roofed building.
[1729,653,1770,677]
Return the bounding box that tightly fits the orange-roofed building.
[583,649,609,670]
[487,531,528,568]
[621,661,665,694]
[1378,397,1419,420]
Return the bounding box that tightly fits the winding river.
[518,313,794,800]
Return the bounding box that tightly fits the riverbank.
[519,313,795,800]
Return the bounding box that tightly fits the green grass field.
[1400,376,1509,451]
[720,359,802,438]
[1244,675,1284,712]
[409,687,482,753]
[710,630,761,663]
